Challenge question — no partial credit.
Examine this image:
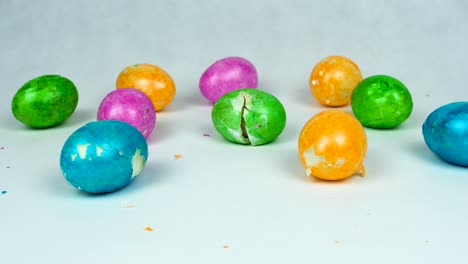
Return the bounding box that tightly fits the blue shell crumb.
[60,120,148,193]
[422,101,468,167]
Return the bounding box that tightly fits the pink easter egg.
[199,56,258,104]
[97,88,156,139]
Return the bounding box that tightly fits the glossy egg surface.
[422,101,468,166]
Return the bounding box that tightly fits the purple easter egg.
[97,88,156,139]
[199,57,258,104]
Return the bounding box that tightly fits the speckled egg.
[298,110,367,180]
[60,120,148,194]
[200,57,258,104]
[11,75,79,128]
[212,88,286,145]
[309,55,362,106]
[116,63,176,111]
[422,101,468,166]
[97,88,156,139]
[351,75,413,128]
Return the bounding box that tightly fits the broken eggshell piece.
[298,110,367,180]
[60,120,148,193]
[211,88,286,145]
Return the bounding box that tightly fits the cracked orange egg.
[298,110,367,181]
[116,63,176,111]
[309,55,362,106]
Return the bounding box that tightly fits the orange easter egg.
[116,63,176,111]
[309,56,362,106]
[298,110,367,181]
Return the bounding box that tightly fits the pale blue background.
[1,1,468,263]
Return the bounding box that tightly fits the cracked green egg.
[211,89,286,145]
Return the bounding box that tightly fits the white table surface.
[1,1,468,263]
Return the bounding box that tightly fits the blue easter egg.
[60,120,148,193]
[422,101,468,166]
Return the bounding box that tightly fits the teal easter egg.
[60,120,148,193]
[422,102,468,166]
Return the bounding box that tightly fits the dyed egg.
[422,101,468,166]
[200,57,258,104]
[116,63,176,111]
[351,75,413,128]
[60,120,148,194]
[212,89,286,145]
[11,75,78,128]
[298,110,367,180]
[97,88,156,139]
[309,55,362,106]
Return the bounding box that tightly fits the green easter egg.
[211,88,287,145]
[351,75,413,128]
[11,75,79,128]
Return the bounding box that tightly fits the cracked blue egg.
[60,120,148,193]
[422,101,468,166]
